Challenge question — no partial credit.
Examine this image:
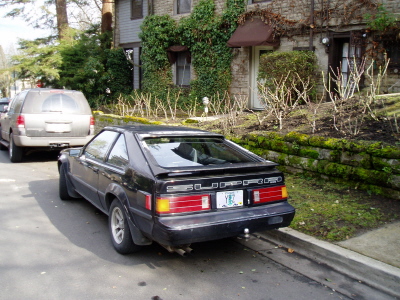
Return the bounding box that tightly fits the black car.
[58,125,295,255]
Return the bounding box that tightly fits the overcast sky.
[0,3,52,53]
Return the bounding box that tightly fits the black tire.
[59,164,73,200]
[9,133,23,163]
[0,140,6,151]
[109,200,141,254]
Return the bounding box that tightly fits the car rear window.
[22,90,92,114]
[143,137,256,168]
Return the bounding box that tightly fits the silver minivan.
[0,88,95,162]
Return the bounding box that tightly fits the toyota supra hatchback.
[58,125,295,255]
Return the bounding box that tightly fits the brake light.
[252,186,288,204]
[16,115,25,128]
[156,194,211,214]
[90,116,95,126]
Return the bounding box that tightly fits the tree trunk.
[101,0,113,34]
[56,0,69,40]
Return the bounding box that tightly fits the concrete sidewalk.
[257,221,400,298]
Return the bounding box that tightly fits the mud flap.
[127,217,153,246]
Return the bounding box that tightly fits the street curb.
[258,227,400,298]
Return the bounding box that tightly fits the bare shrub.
[257,72,305,130]
[323,58,390,136]
[209,92,248,134]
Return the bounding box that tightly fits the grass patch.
[285,174,400,241]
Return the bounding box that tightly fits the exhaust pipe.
[160,244,193,257]
[174,248,187,257]
[182,246,194,254]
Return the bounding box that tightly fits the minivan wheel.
[109,200,141,254]
[9,133,23,163]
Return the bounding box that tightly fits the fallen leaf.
[325,278,332,282]
[288,248,295,253]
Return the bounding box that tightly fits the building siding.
[116,0,148,45]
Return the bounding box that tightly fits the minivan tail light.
[16,115,25,128]
[156,194,211,214]
[252,186,288,204]
[89,116,95,135]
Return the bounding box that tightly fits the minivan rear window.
[42,94,80,113]
[22,90,92,114]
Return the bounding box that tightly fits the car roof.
[104,125,224,138]
[24,88,83,94]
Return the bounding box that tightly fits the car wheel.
[0,140,6,151]
[109,200,141,254]
[9,133,23,162]
[59,164,73,200]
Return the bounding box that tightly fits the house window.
[177,0,191,14]
[384,39,400,70]
[176,52,191,86]
[131,0,143,20]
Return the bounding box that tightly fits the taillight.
[16,115,25,128]
[252,186,288,204]
[89,116,95,135]
[156,194,211,214]
[145,194,151,210]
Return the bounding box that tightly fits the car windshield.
[143,137,256,168]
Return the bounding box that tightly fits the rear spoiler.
[153,161,279,178]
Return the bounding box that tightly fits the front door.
[250,46,273,110]
[329,32,364,94]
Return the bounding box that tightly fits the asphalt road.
[0,149,356,300]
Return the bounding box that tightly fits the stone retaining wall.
[230,132,400,199]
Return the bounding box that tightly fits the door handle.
[92,167,99,173]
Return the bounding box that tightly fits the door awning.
[227,18,280,48]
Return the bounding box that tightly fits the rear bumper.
[151,201,295,246]
[13,135,94,147]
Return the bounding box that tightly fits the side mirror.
[69,148,81,157]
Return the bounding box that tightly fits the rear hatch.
[139,135,289,214]
[21,89,92,138]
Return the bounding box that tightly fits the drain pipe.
[309,0,315,51]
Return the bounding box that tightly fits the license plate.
[46,123,71,133]
[216,190,243,208]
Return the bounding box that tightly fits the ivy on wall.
[139,0,245,103]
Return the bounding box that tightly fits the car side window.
[107,134,129,168]
[84,131,119,161]
[10,92,26,114]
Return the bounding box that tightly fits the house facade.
[114,0,400,109]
